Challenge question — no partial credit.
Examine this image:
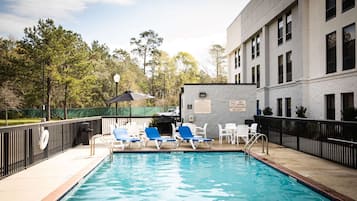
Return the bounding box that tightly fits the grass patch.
[0,118,42,126]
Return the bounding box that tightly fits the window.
[343,23,355,70]
[238,73,241,84]
[326,94,335,120]
[285,97,291,117]
[238,49,241,67]
[256,34,260,57]
[286,11,292,40]
[234,50,238,69]
[342,92,354,110]
[252,66,255,83]
[343,0,355,12]
[252,38,255,59]
[235,74,238,84]
[257,65,260,88]
[286,51,292,82]
[278,17,283,45]
[278,55,284,84]
[326,0,336,20]
[277,98,283,116]
[257,100,261,115]
[326,31,337,73]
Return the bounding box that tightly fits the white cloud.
[0,13,36,38]
[0,0,136,39]
[6,0,134,19]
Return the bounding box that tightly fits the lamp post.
[113,73,120,123]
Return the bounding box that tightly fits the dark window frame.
[278,55,284,84]
[256,34,260,57]
[257,65,260,88]
[326,94,335,120]
[234,50,238,69]
[326,0,336,21]
[277,98,283,116]
[342,92,354,111]
[238,73,241,84]
[326,31,337,74]
[342,0,355,12]
[252,66,255,83]
[285,97,291,117]
[286,51,292,82]
[238,49,241,67]
[343,23,355,70]
[252,38,255,59]
[278,17,283,45]
[286,11,292,41]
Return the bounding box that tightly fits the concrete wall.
[226,0,357,120]
[181,84,256,138]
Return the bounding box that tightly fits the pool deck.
[0,141,356,201]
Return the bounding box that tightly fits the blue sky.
[0,0,249,75]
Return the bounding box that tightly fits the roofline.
[183,83,256,86]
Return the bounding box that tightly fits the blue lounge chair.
[145,127,178,150]
[178,126,214,149]
[113,127,141,150]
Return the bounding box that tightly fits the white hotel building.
[226,0,356,120]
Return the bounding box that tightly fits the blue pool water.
[62,152,330,201]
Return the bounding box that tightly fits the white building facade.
[226,0,357,120]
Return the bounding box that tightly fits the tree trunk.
[46,77,51,121]
[143,48,147,75]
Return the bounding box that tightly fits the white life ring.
[39,129,49,150]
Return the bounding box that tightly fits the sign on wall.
[194,100,211,113]
[229,100,246,112]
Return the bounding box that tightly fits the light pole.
[113,73,120,123]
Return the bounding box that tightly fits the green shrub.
[296,106,307,118]
[263,107,273,115]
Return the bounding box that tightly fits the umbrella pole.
[129,102,132,123]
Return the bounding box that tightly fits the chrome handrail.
[244,133,269,157]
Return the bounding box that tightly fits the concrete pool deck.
[0,141,356,201]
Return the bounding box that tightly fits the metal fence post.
[3,132,9,176]
[29,129,33,164]
[24,129,27,168]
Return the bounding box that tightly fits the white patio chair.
[249,123,258,138]
[196,123,208,138]
[171,123,180,139]
[218,124,232,144]
[236,124,249,147]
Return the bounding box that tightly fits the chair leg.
[190,139,196,150]
[155,140,160,150]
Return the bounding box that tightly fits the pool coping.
[43,150,355,201]
[42,154,107,201]
[250,152,355,201]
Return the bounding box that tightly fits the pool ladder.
[244,133,269,157]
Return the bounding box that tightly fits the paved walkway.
[0,141,356,201]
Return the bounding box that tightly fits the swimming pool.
[61,152,330,201]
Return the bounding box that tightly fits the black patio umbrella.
[106,90,154,121]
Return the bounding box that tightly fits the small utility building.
[180,83,256,138]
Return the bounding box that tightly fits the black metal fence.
[255,116,357,169]
[0,117,102,179]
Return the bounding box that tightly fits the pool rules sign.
[229,100,246,112]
